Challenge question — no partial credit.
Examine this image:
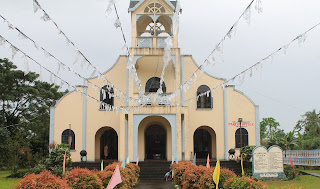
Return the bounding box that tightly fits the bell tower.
[129,0,179,48]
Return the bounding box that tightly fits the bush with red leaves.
[64,168,103,189]
[15,170,70,189]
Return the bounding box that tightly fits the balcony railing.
[138,93,172,105]
[137,37,168,48]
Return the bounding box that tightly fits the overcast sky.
[0,0,319,132]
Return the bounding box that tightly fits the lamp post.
[238,118,243,148]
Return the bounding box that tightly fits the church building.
[50,0,260,162]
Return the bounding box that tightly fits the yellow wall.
[52,0,257,162]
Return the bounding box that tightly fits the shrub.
[170,161,193,186]
[64,168,103,189]
[284,164,299,180]
[224,176,267,189]
[181,165,207,188]
[104,162,140,189]
[15,170,70,189]
[200,167,237,189]
[93,170,113,188]
[45,143,72,177]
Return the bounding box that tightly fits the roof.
[129,0,177,12]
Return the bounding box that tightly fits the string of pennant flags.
[0,14,138,104]
[167,0,263,101]
[0,34,150,113]
[32,0,131,101]
[183,21,320,105]
[1,0,319,113]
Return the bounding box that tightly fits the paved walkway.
[300,171,320,178]
[134,180,175,189]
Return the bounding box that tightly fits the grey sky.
[0,0,319,132]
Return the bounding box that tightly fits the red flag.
[290,156,296,175]
[107,165,122,189]
[206,154,210,168]
[136,156,139,166]
[63,151,66,175]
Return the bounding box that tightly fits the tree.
[0,58,66,172]
[260,117,280,141]
[294,110,320,150]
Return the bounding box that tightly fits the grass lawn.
[0,170,22,189]
[261,175,320,189]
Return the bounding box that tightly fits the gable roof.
[129,0,177,12]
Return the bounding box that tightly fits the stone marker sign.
[252,145,286,179]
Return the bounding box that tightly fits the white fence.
[283,150,320,166]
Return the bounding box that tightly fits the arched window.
[61,129,75,150]
[145,77,166,93]
[100,85,114,110]
[197,85,212,108]
[235,128,248,148]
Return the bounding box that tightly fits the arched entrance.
[193,126,216,159]
[95,127,118,160]
[145,124,166,160]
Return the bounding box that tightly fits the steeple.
[128,0,179,48]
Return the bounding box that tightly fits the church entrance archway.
[193,126,216,159]
[95,127,118,160]
[145,124,166,160]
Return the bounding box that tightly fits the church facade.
[50,0,260,162]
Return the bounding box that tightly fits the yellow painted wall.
[52,0,258,162]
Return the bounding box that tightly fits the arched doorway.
[145,124,166,160]
[100,129,118,160]
[193,127,216,159]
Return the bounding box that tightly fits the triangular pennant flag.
[212,159,220,188]
[290,156,296,175]
[171,155,174,164]
[62,151,66,175]
[121,159,125,168]
[106,165,122,189]
[206,154,210,168]
[193,153,196,165]
[136,156,139,166]
[101,160,104,171]
[241,154,245,176]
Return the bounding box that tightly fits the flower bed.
[16,162,140,189]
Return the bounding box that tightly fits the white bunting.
[11,45,18,59]
[41,13,50,22]
[33,0,39,13]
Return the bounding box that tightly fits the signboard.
[252,145,286,179]
[228,122,254,127]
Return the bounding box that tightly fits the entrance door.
[100,129,118,160]
[145,124,166,160]
[194,128,212,159]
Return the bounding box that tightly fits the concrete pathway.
[134,180,175,189]
[300,171,320,178]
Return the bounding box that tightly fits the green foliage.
[224,176,267,189]
[29,144,72,177]
[284,164,299,180]
[240,146,256,162]
[260,117,280,140]
[295,110,320,150]
[0,58,66,172]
